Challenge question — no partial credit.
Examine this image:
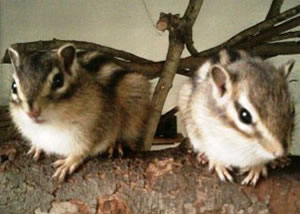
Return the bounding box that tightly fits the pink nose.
[27,109,41,119]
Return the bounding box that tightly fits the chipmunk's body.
[178,50,295,185]
[8,44,151,181]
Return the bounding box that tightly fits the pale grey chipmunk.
[178,49,295,186]
[8,44,151,182]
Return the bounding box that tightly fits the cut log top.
[0,140,299,214]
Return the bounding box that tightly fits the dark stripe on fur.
[227,50,241,62]
[211,53,220,64]
[80,54,113,73]
[101,69,130,98]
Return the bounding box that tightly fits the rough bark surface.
[0,140,299,214]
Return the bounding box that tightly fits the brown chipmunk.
[8,44,151,182]
[178,49,295,186]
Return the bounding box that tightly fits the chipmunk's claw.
[197,152,209,165]
[108,142,124,158]
[52,156,83,182]
[269,156,291,169]
[27,146,42,161]
[209,160,234,183]
[241,165,267,186]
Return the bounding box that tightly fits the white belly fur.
[12,109,80,157]
[186,120,274,168]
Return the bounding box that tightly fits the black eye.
[52,73,64,90]
[239,108,252,125]
[11,80,17,94]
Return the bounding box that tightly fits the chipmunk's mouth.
[25,110,46,124]
[31,117,45,124]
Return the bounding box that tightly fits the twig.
[251,41,300,58]
[198,4,300,56]
[237,16,300,48]
[1,6,300,79]
[143,0,203,150]
[185,27,198,56]
[269,31,300,41]
[266,0,285,20]
[183,0,204,56]
[2,38,300,79]
[143,14,185,150]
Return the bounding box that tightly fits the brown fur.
[225,58,295,151]
[178,49,295,185]
[8,44,151,181]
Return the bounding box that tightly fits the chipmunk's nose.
[26,99,41,120]
[27,109,41,119]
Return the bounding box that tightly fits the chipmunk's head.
[8,44,79,123]
[205,56,295,162]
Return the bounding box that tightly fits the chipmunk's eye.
[52,73,64,90]
[239,107,252,125]
[11,80,17,94]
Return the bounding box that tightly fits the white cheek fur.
[195,61,211,81]
[11,108,80,156]
[10,69,84,157]
[187,97,275,168]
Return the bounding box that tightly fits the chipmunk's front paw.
[197,152,208,165]
[52,155,83,182]
[209,160,233,183]
[27,146,42,161]
[108,142,124,158]
[241,165,267,186]
[269,156,291,169]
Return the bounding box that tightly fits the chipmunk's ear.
[8,47,20,71]
[279,59,295,78]
[57,44,76,73]
[210,65,232,97]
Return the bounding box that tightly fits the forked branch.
[143,0,204,150]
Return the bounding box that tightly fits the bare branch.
[183,0,204,56]
[266,0,285,19]
[0,39,207,78]
[143,0,203,150]
[250,41,300,58]
[1,6,300,81]
[237,16,300,49]
[185,27,198,56]
[143,15,185,150]
[269,31,300,41]
[2,39,300,79]
[156,13,169,32]
[1,39,153,64]
[182,0,203,25]
[198,4,300,56]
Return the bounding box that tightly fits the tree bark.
[0,139,299,214]
[266,0,285,20]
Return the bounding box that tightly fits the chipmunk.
[8,44,151,182]
[178,49,295,186]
